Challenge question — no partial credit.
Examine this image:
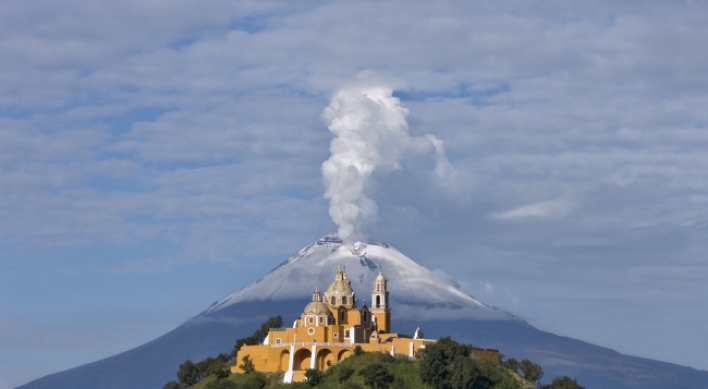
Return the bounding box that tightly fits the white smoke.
[321,85,454,242]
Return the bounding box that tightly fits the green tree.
[305,368,324,386]
[177,359,199,386]
[209,360,229,379]
[392,377,408,389]
[450,356,480,389]
[518,359,543,385]
[419,336,472,389]
[338,365,355,383]
[539,376,585,389]
[502,358,519,371]
[354,345,364,356]
[239,354,255,374]
[161,381,180,389]
[341,382,363,389]
[359,363,394,389]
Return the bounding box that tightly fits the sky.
[2,1,708,388]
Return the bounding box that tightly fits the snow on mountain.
[207,235,516,321]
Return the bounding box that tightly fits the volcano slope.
[17,236,708,389]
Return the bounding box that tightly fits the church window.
[376,296,381,307]
[363,311,368,322]
[319,316,324,324]
[331,296,336,305]
[308,327,315,335]
[333,332,338,338]
[309,316,314,324]
[276,338,282,344]
[342,296,347,305]
[340,310,345,322]
[344,330,350,338]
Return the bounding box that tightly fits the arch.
[317,348,334,370]
[342,296,347,305]
[293,348,312,370]
[338,349,351,361]
[279,350,290,371]
[376,295,381,307]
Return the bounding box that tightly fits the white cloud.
[492,199,573,220]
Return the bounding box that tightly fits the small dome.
[376,269,385,281]
[303,301,330,316]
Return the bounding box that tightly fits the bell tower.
[370,268,390,333]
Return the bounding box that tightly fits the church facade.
[232,266,435,383]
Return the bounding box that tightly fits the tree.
[539,376,585,389]
[502,358,519,371]
[305,368,324,386]
[419,336,472,389]
[177,359,199,386]
[450,356,479,389]
[209,360,229,379]
[359,363,394,389]
[161,381,180,389]
[338,365,355,382]
[518,359,543,385]
[239,354,255,374]
[354,345,364,356]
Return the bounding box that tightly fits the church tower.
[370,268,391,333]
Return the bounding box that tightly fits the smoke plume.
[321,85,453,242]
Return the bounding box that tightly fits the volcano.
[17,236,708,389]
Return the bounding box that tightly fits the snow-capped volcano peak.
[207,235,515,321]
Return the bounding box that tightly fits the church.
[231,266,435,383]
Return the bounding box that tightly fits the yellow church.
[232,266,435,383]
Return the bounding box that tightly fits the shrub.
[539,376,585,389]
[305,369,324,386]
[239,372,268,389]
[161,381,180,389]
[338,365,355,383]
[205,380,238,389]
[341,382,363,389]
[359,363,394,389]
[376,352,395,363]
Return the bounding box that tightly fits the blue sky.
[2,1,708,388]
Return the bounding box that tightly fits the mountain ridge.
[207,235,515,322]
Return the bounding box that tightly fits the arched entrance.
[317,349,334,370]
[279,350,290,371]
[337,349,351,362]
[294,348,312,370]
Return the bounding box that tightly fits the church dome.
[326,278,354,294]
[326,265,354,294]
[303,301,330,315]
